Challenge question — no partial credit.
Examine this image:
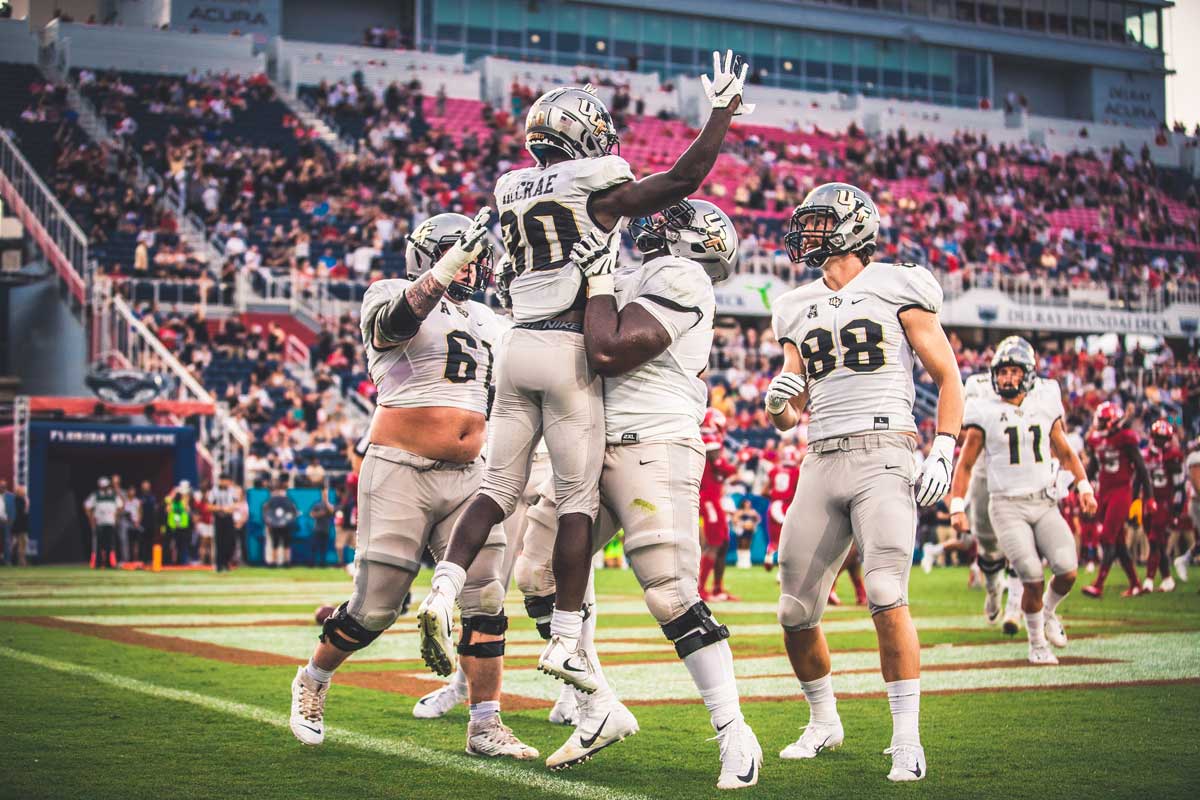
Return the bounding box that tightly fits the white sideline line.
[0,645,652,800]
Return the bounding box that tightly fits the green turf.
[2,566,1199,800]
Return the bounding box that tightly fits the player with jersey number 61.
[948,337,1095,665]
[764,182,963,784]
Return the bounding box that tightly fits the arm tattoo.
[403,271,450,320]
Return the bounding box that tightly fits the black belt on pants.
[514,320,583,334]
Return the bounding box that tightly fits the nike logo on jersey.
[638,459,655,466]
[851,298,865,304]
[579,714,610,748]
[885,465,902,471]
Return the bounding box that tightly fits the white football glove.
[570,228,618,296]
[431,207,492,286]
[494,253,514,310]
[700,49,755,116]
[913,434,955,508]
[764,372,806,415]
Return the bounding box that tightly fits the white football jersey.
[360,279,508,414]
[962,379,1066,496]
[603,255,715,445]
[771,261,942,443]
[495,154,634,323]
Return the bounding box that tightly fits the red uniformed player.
[765,445,802,571]
[699,408,738,601]
[1082,402,1152,598]
[1142,419,1184,592]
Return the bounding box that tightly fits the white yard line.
[0,645,652,800]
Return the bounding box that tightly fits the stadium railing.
[0,129,90,312]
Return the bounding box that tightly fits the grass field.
[2,564,1199,800]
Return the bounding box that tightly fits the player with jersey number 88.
[766,181,963,784]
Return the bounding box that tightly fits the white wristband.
[430,250,464,287]
[1076,479,1094,496]
[949,497,966,515]
[587,274,615,297]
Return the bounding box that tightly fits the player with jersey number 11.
[764,182,963,783]
[949,337,1094,665]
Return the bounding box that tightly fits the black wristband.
[935,431,958,441]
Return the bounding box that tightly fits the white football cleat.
[412,681,466,719]
[1160,576,1176,593]
[537,635,599,694]
[885,744,926,782]
[1043,612,1068,648]
[548,684,579,726]
[920,543,942,574]
[1142,577,1155,593]
[1173,553,1189,582]
[465,715,539,760]
[289,666,328,746]
[546,699,639,770]
[779,720,844,760]
[416,588,457,677]
[984,583,1003,625]
[1028,644,1059,665]
[714,717,762,790]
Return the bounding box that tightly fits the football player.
[287,212,540,760]
[949,337,1094,664]
[1142,420,1184,592]
[765,445,802,571]
[765,182,963,782]
[514,201,762,788]
[932,370,1025,631]
[1174,441,1200,581]
[1081,402,1151,598]
[419,51,754,692]
[699,407,738,601]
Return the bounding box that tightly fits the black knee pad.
[977,554,1006,575]
[524,593,554,640]
[660,601,729,659]
[458,613,508,657]
[320,601,384,652]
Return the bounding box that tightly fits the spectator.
[84,477,123,569]
[164,483,193,565]
[9,487,29,567]
[193,480,215,565]
[136,480,159,564]
[262,484,299,567]
[309,487,336,567]
[336,472,357,566]
[0,480,9,565]
[732,498,760,570]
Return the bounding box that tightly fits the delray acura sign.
[171,0,280,35]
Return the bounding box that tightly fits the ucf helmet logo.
[701,212,728,253]
[578,97,609,136]
[411,220,435,246]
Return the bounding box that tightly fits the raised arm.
[371,209,491,349]
[589,51,751,229]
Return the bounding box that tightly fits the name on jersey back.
[500,173,560,206]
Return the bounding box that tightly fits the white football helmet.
[631,199,738,282]
[784,182,879,269]
[524,85,620,166]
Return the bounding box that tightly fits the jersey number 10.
[500,201,583,275]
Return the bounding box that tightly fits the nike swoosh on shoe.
[737,759,757,783]
[579,714,610,748]
[563,659,585,673]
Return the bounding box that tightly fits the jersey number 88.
[799,319,886,380]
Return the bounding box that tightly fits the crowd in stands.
[5,62,1200,496]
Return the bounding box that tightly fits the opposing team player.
[419,51,754,692]
[287,212,539,760]
[765,445,802,571]
[948,338,1093,664]
[514,202,762,788]
[765,183,963,782]
[1142,420,1184,592]
[1081,402,1151,598]
[700,408,738,600]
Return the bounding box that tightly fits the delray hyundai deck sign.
[171,0,280,35]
